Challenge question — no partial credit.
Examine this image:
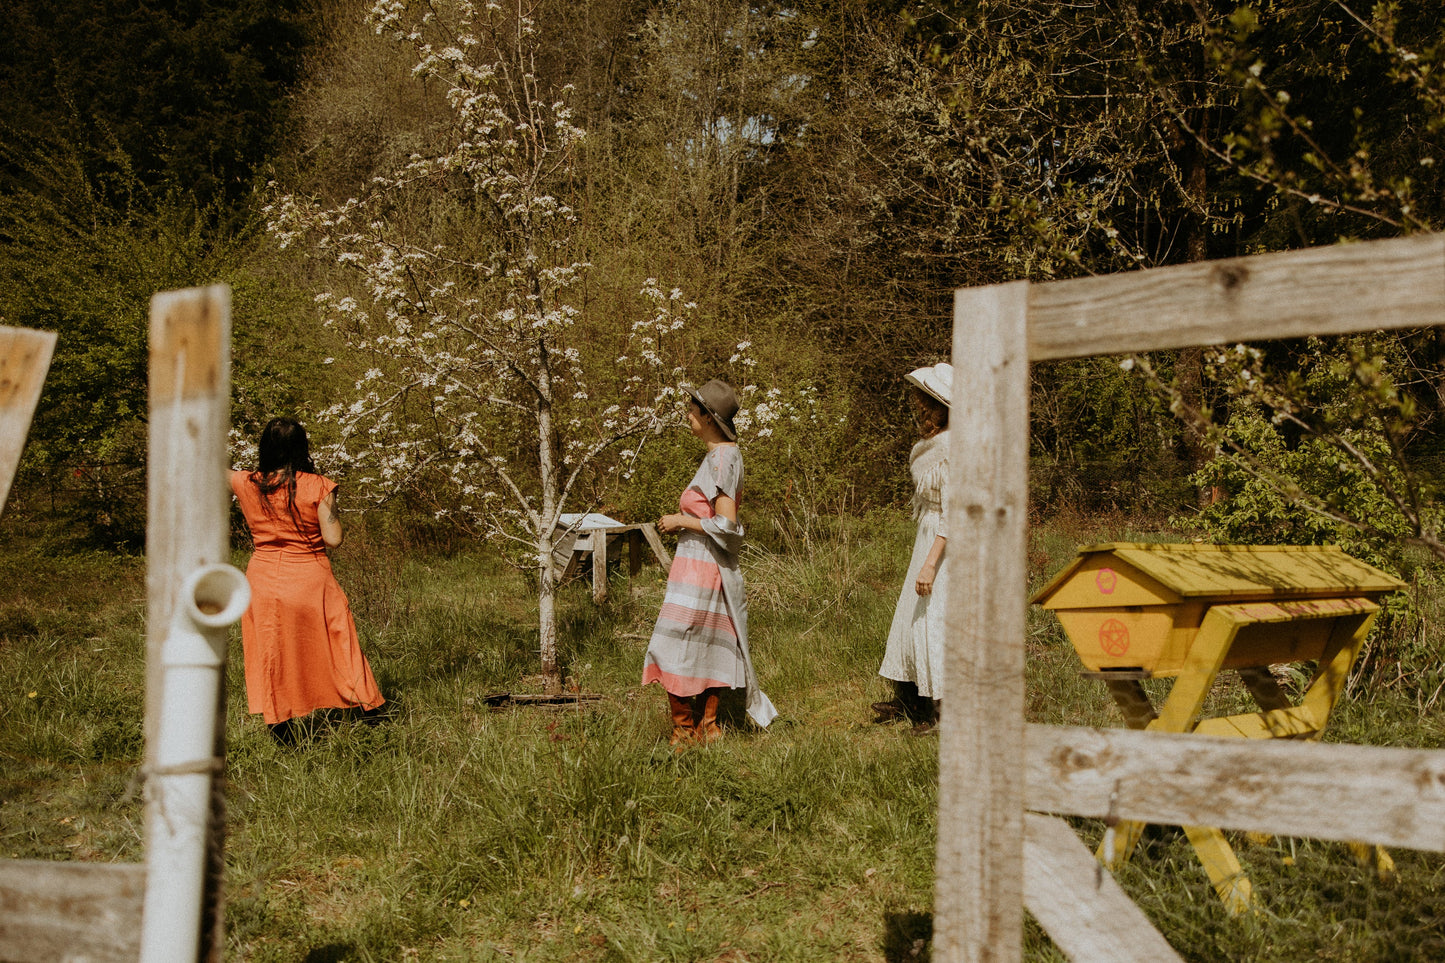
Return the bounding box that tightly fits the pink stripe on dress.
[657,602,737,638]
[641,664,730,695]
[666,555,724,590]
[680,488,713,518]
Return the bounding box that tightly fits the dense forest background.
[5,0,1445,570]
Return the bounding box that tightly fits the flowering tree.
[266,0,707,693]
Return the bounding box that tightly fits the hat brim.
[905,370,950,408]
[687,387,737,441]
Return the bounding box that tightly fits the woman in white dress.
[874,363,951,734]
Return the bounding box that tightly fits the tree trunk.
[1176,73,1217,509]
[535,339,563,695]
[537,539,561,695]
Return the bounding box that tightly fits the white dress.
[878,431,949,700]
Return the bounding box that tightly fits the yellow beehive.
[1031,543,1405,675]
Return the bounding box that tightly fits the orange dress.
[230,470,385,724]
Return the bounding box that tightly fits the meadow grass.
[3,513,1445,960]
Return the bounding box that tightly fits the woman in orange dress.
[230,418,384,744]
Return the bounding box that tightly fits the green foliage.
[0,0,328,545]
[0,135,319,547]
[1172,334,1444,574]
[8,0,1445,542]
[1188,407,1413,559]
[0,0,315,209]
[1205,0,1445,241]
[0,139,220,546]
[1032,356,1194,515]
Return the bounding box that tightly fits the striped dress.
[642,445,777,727]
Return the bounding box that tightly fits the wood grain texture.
[1027,724,1445,851]
[143,286,233,760]
[934,282,1031,963]
[640,523,672,569]
[0,861,144,963]
[144,285,232,963]
[1027,233,1445,361]
[0,326,57,515]
[1022,814,1181,962]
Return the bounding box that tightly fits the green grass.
[4,513,1445,960]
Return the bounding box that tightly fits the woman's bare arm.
[658,493,737,534]
[915,535,946,596]
[319,490,344,549]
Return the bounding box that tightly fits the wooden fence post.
[934,281,1031,963]
[0,326,151,963]
[144,285,233,962]
[0,325,57,515]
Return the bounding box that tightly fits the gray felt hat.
[687,379,739,441]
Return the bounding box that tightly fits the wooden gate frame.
[0,287,234,963]
[935,232,1445,962]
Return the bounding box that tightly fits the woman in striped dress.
[643,379,777,746]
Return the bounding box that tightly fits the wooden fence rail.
[0,862,145,963]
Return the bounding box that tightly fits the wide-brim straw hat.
[687,379,739,441]
[905,362,953,407]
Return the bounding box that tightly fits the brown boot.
[697,688,723,744]
[667,692,696,749]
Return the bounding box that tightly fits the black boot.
[896,681,931,724]
[268,719,297,746]
[908,699,940,736]
[873,679,911,722]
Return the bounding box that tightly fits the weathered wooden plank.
[0,326,57,516]
[627,529,642,576]
[934,281,1031,963]
[1027,233,1445,361]
[1027,724,1445,851]
[640,522,672,569]
[0,860,144,963]
[591,527,609,603]
[144,285,232,963]
[145,286,232,769]
[1022,813,1181,963]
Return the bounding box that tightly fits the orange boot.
[667,692,696,749]
[697,688,723,744]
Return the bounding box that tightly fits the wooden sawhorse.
[552,514,672,603]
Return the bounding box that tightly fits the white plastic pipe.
[140,563,250,963]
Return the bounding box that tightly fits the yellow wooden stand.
[1033,543,1405,914]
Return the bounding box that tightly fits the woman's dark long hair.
[251,418,318,524]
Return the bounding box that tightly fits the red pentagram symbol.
[1095,567,1118,595]
[1098,618,1130,656]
